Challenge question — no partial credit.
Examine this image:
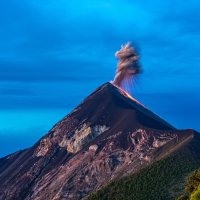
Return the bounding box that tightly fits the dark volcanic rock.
[0,82,198,200]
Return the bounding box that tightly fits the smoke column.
[112,42,141,93]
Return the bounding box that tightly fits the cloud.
[0,80,104,110]
[135,92,200,132]
[0,127,45,158]
[0,108,70,157]
[0,88,33,96]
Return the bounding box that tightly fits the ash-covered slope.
[0,83,198,200]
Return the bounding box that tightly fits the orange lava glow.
[110,81,145,108]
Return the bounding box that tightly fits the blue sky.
[0,0,199,157]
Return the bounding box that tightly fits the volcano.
[0,82,199,200]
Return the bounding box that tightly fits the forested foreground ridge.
[86,136,200,200]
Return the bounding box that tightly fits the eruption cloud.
[112,42,141,93]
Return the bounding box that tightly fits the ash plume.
[112,42,141,92]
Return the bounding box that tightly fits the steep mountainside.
[0,82,198,200]
[87,131,200,200]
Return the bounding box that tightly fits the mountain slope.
[0,82,198,200]
[87,131,200,200]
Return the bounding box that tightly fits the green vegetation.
[87,138,200,200]
[191,191,200,200]
[177,168,200,200]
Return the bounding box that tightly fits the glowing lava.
[110,82,145,108]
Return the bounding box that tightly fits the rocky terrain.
[0,82,198,200]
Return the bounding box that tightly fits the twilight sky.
[0,0,200,157]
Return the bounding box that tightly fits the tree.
[190,190,200,200]
[185,170,200,194]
